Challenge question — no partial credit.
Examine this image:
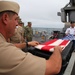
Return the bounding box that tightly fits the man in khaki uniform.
[0,1,62,75]
[10,23,25,43]
[10,17,25,43]
[10,28,22,43]
[17,21,25,43]
[9,20,40,50]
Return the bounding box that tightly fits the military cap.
[0,0,20,14]
[17,17,23,24]
[28,22,31,23]
[19,21,24,24]
[28,22,32,24]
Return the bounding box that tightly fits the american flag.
[62,34,75,40]
[35,39,70,52]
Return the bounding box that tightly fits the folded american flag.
[35,39,70,52]
[62,34,75,40]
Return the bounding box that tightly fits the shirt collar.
[0,33,6,42]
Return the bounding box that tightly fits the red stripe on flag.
[41,45,54,51]
[42,39,57,45]
[59,40,69,46]
[35,39,70,52]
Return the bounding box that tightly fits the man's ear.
[2,13,9,25]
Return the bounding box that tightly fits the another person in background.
[65,22,75,36]
[17,17,25,40]
[65,22,75,50]
[0,1,62,75]
[9,18,39,50]
[17,21,25,43]
[25,22,33,42]
[9,17,25,43]
[9,26,22,43]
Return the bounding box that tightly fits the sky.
[12,0,69,28]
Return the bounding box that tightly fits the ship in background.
[32,0,75,75]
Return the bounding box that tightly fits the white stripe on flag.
[49,48,54,52]
[49,45,67,52]
[35,45,45,50]
[62,41,70,50]
[48,39,64,46]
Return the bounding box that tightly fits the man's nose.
[16,22,18,26]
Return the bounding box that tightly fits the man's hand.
[28,41,39,46]
[54,46,62,52]
[45,46,62,75]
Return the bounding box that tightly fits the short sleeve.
[65,28,69,34]
[0,43,46,75]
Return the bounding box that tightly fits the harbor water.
[32,27,64,43]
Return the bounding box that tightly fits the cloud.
[12,0,69,28]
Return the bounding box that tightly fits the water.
[33,27,63,35]
[32,27,64,43]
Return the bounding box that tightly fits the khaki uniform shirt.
[10,28,22,43]
[10,26,25,43]
[17,25,25,38]
[0,33,46,75]
[17,25,25,42]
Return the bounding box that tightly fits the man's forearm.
[14,43,26,49]
[45,46,62,75]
